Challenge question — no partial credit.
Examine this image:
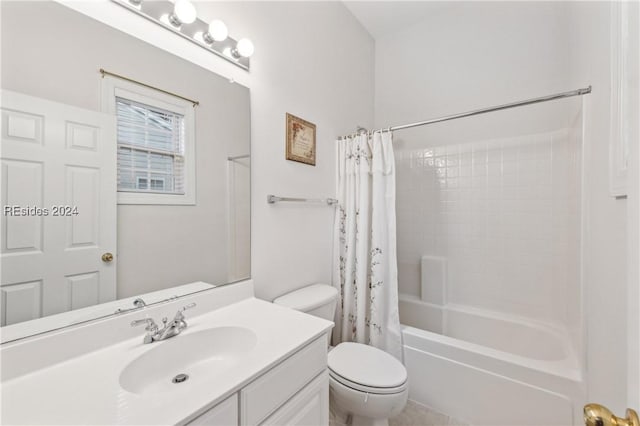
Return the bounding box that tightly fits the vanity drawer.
[240,335,327,426]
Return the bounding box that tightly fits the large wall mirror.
[0,1,251,342]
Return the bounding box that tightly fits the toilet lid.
[328,342,407,389]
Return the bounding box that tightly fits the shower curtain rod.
[338,86,591,140]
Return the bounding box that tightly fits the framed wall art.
[286,113,316,166]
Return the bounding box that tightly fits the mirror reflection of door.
[0,1,251,341]
[1,90,117,326]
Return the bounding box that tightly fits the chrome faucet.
[133,298,146,308]
[131,303,196,344]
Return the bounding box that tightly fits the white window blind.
[116,97,185,195]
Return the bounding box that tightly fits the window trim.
[102,76,196,205]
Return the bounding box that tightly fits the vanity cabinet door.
[260,371,329,426]
[240,337,326,425]
[187,394,238,426]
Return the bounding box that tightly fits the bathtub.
[399,295,584,426]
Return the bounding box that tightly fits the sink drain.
[172,373,189,384]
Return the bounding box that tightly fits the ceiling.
[342,1,455,39]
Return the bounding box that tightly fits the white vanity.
[0,280,333,425]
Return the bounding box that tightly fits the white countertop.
[1,297,333,425]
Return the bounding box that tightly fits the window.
[117,97,185,195]
[136,176,166,191]
[102,77,196,205]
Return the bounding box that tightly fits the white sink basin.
[119,326,257,394]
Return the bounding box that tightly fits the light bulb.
[235,38,254,58]
[208,19,228,42]
[173,0,196,24]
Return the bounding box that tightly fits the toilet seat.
[329,369,407,395]
[328,342,407,395]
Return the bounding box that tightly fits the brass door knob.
[584,403,639,426]
[101,252,114,262]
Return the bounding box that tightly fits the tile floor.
[329,400,468,426]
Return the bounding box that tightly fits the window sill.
[117,191,196,206]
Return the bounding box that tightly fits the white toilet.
[273,284,408,426]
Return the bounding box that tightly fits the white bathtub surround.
[396,121,582,327]
[399,290,585,424]
[399,297,580,371]
[402,325,583,426]
[392,108,585,426]
[333,132,402,360]
[1,280,334,425]
[420,256,447,305]
[394,105,584,363]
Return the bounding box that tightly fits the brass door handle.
[585,404,639,426]
[101,252,114,262]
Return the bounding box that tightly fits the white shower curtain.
[332,131,402,360]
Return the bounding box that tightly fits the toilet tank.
[273,283,338,321]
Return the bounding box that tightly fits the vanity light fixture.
[168,0,197,27]
[203,19,228,43]
[232,38,255,59]
[112,0,253,70]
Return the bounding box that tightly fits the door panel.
[66,166,100,247]
[0,280,42,325]
[67,272,100,310]
[1,159,43,251]
[0,90,116,326]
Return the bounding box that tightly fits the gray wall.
[1,1,251,298]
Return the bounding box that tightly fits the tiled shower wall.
[396,126,581,330]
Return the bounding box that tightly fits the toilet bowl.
[273,284,408,426]
[328,342,408,426]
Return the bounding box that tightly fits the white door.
[0,90,116,326]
